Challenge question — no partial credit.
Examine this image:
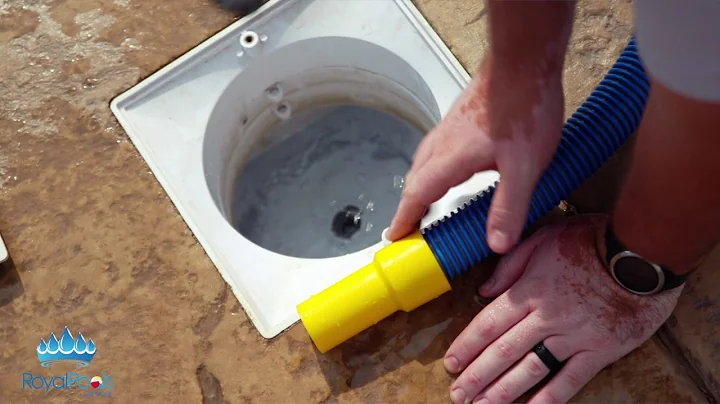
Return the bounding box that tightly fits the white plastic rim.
[0,232,7,263]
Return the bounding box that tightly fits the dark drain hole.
[332,205,362,239]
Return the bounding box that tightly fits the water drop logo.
[36,327,96,368]
[90,376,102,389]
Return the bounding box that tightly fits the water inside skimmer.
[232,105,424,258]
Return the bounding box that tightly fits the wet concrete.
[0,0,716,402]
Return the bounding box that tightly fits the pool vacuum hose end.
[296,231,450,353]
[298,37,649,353]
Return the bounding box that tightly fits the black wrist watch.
[604,225,686,295]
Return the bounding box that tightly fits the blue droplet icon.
[76,333,87,352]
[37,338,47,353]
[86,338,96,354]
[47,333,59,352]
[60,327,75,353]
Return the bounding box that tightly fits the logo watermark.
[22,371,114,394]
[36,326,96,368]
[23,327,114,397]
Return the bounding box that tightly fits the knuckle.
[465,369,485,390]
[456,340,474,361]
[526,353,548,377]
[454,337,480,361]
[534,322,553,336]
[480,311,497,338]
[477,312,498,340]
[494,340,514,359]
[521,279,546,301]
[535,390,561,404]
[490,204,515,225]
[564,369,586,390]
[494,381,511,401]
[400,186,422,204]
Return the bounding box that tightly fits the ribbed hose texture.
[422,38,650,280]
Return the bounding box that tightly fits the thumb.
[479,226,547,297]
[387,153,493,241]
[486,161,540,254]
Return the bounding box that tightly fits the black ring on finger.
[532,342,563,375]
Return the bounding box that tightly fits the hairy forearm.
[612,79,720,275]
[481,0,575,146]
[487,0,575,79]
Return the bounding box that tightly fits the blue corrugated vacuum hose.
[422,37,649,280]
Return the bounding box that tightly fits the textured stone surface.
[658,245,720,400]
[0,0,712,402]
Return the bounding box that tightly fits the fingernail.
[444,355,459,373]
[479,276,495,295]
[450,387,466,404]
[489,229,509,251]
[473,398,490,404]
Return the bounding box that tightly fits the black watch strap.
[605,225,687,291]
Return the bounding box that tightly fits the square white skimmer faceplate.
[110,0,499,338]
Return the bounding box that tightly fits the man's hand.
[444,215,681,404]
[386,0,575,254]
[386,59,565,254]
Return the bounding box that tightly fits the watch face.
[612,255,662,294]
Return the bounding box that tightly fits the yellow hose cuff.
[297,231,451,353]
